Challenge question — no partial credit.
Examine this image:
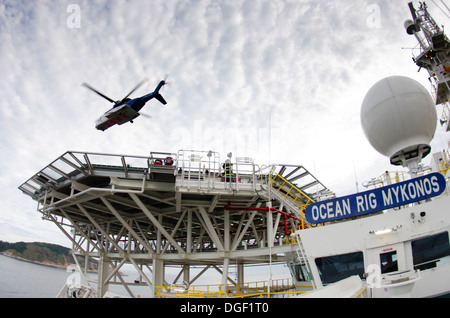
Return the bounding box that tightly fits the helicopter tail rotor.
[163,74,172,87]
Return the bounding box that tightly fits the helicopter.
[82,78,167,131]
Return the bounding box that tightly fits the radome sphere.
[361,76,437,160]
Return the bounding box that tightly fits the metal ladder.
[293,232,316,290]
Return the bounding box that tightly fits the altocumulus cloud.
[0,0,448,245]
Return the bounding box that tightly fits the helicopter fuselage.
[95,103,140,131]
[92,80,167,131]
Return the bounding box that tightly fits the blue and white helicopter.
[82,78,167,131]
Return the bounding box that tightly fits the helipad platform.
[19,149,333,297]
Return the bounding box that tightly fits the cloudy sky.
[1,0,449,247]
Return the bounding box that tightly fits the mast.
[405,1,450,131]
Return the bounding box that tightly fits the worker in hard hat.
[222,159,234,182]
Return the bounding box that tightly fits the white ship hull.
[286,193,450,298]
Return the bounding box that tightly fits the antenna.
[431,0,450,20]
[440,0,450,15]
[361,76,437,176]
[353,161,360,193]
[405,1,450,106]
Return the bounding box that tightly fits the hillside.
[0,240,98,271]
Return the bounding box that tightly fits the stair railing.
[260,165,315,229]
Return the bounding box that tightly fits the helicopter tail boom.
[140,80,167,105]
[154,80,166,92]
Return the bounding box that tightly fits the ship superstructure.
[282,1,450,298]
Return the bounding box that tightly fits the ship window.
[290,264,310,282]
[315,252,364,285]
[380,250,398,274]
[412,232,450,271]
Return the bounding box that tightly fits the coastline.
[1,251,71,270]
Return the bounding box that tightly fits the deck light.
[373,228,393,235]
[370,225,402,235]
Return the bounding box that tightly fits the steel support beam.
[129,193,185,254]
[100,197,154,254]
[231,211,258,251]
[46,212,87,253]
[198,206,224,251]
[76,204,122,253]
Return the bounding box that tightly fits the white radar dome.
[361,76,437,168]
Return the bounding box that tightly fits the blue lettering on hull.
[305,173,447,224]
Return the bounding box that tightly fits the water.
[0,254,152,298]
[0,253,291,298]
[0,254,70,298]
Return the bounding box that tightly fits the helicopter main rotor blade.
[139,112,153,119]
[120,78,149,102]
[82,83,116,104]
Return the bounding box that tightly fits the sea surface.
[0,254,71,298]
[0,254,152,298]
[0,253,290,298]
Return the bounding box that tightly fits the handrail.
[362,171,408,189]
[228,291,309,298]
[260,165,315,229]
[155,278,300,298]
[176,150,262,192]
[352,285,368,298]
[261,165,315,204]
[18,150,155,199]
